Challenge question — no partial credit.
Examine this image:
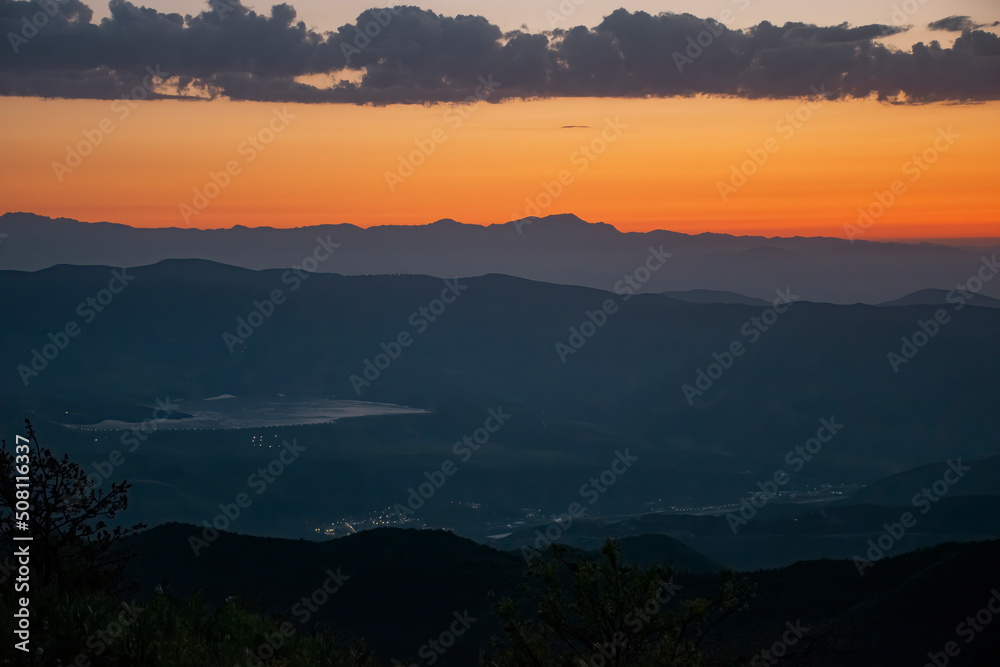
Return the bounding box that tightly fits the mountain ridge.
[3,260,998,542]
[4,212,998,303]
[6,211,994,247]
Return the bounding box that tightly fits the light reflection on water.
[66,396,427,431]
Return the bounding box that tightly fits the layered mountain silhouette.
[879,287,1000,309]
[3,214,998,665]
[660,289,771,306]
[3,212,998,303]
[2,259,998,552]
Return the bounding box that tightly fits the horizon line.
[3,211,998,246]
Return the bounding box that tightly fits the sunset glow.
[3,96,997,239]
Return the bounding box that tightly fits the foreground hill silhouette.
[124,524,522,664]
[715,539,1000,665]
[115,524,1000,665]
[7,419,997,665]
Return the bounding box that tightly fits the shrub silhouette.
[485,540,755,666]
[0,420,145,597]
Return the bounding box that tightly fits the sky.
[1,0,998,239]
[83,0,1000,45]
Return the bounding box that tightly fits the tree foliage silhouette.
[0,420,145,596]
[486,540,755,666]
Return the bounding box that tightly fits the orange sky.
[1,96,997,239]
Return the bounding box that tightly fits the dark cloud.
[927,16,999,32]
[1,1,998,104]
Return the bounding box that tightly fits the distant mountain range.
[3,248,998,664]
[3,212,998,303]
[661,289,771,306]
[834,454,1000,506]
[3,259,998,541]
[481,451,1000,570]
[878,288,1000,309]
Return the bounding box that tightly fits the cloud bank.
[2,1,999,104]
[928,16,999,32]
